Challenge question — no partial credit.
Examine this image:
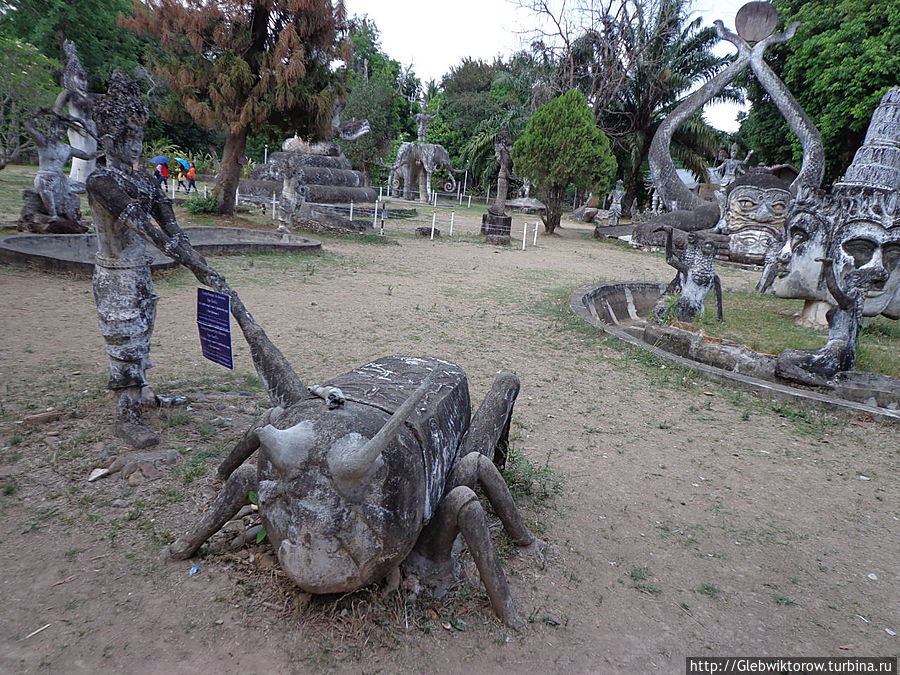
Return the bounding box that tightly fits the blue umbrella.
[151,155,170,164]
[175,157,190,170]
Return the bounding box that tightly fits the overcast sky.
[343,0,751,132]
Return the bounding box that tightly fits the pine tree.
[513,89,617,233]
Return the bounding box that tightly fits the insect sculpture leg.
[449,452,534,547]
[412,485,524,629]
[170,463,257,560]
[460,371,520,469]
[216,411,273,480]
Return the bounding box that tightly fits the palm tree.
[571,0,741,208]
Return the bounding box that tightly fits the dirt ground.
[0,208,897,674]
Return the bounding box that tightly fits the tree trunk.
[541,186,562,234]
[215,126,249,216]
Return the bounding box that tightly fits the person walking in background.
[186,162,198,193]
[176,165,187,192]
[159,161,169,191]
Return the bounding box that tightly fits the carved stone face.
[724,181,790,264]
[831,219,900,303]
[774,191,835,301]
[107,124,144,167]
[255,405,423,595]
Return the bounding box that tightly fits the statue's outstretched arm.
[819,257,856,310]
[665,227,688,274]
[23,118,47,147]
[53,90,72,115]
[70,147,102,161]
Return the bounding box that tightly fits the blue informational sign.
[197,288,233,369]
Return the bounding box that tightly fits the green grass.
[628,565,662,595]
[0,164,42,222]
[687,290,899,377]
[502,447,562,507]
[694,583,722,600]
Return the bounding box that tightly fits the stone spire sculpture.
[775,87,900,385]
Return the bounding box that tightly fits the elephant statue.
[387,141,457,203]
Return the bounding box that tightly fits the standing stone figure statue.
[606,179,626,227]
[53,40,98,184]
[490,128,514,216]
[22,109,100,231]
[714,143,754,188]
[414,108,436,143]
[85,72,193,447]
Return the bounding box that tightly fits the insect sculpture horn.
[329,372,436,481]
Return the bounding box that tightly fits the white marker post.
[522,223,527,250]
[430,211,436,240]
[235,186,240,206]
[373,200,379,230]
[349,201,354,221]
[533,221,539,246]
[467,195,471,208]
[203,185,207,198]
[378,186,383,199]
[171,180,175,200]
[271,192,276,220]
[449,211,454,237]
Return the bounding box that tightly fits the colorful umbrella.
[175,158,190,170]
[151,155,169,164]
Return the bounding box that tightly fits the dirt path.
[0,214,896,674]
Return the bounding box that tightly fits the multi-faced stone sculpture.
[775,88,900,384]
[774,87,900,321]
[719,171,791,264]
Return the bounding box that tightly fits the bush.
[185,194,218,214]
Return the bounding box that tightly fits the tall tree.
[337,17,415,181]
[739,0,900,184]
[0,37,59,169]
[429,58,505,162]
[513,89,616,233]
[123,0,345,215]
[461,48,555,191]
[0,0,144,89]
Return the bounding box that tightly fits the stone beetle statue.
[171,356,544,628]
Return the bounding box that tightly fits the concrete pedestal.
[481,212,511,237]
